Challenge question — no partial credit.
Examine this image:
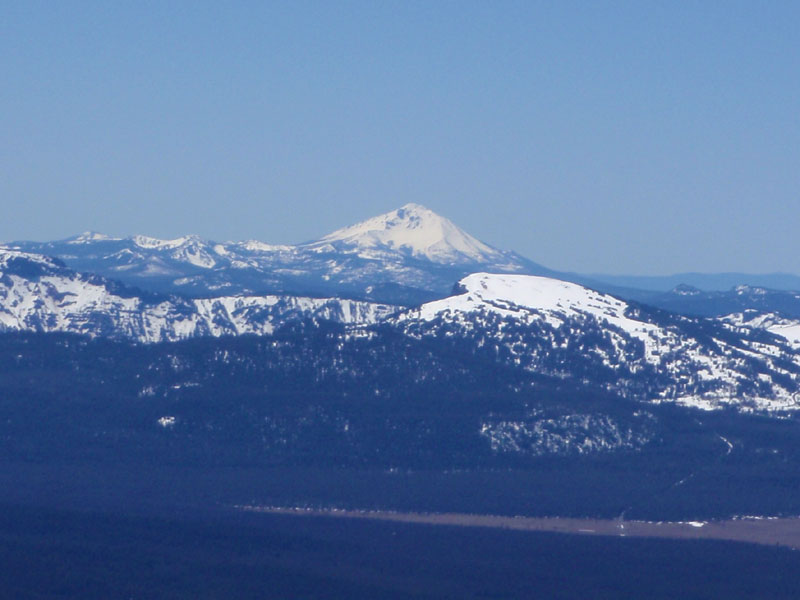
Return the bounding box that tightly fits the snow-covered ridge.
[0,249,398,343]
[67,231,122,244]
[3,249,800,414]
[131,235,202,250]
[0,248,63,270]
[238,240,293,253]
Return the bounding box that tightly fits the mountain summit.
[307,203,507,265]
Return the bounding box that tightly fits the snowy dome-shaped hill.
[404,273,664,358]
[306,204,509,265]
[412,273,645,330]
[395,273,800,413]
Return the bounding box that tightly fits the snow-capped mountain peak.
[307,204,507,265]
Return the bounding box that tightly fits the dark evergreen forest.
[2,329,800,520]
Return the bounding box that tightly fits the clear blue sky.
[2,1,798,275]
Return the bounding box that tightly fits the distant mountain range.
[587,272,800,294]
[7,203,800,315]
[5,204,551,305]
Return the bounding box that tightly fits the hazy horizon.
[6,202,800,280]
[3,2,799,275]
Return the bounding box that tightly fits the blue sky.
[2,1,799,275]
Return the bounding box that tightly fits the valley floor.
[242,506,800,550]
[3,460,800,598]
[4,502,800,599]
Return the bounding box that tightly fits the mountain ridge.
[0,248,396,343]
[9,205,800,311]
[3,249,800,415]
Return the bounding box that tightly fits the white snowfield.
[400,273,800,413]
[0,250,397,343]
